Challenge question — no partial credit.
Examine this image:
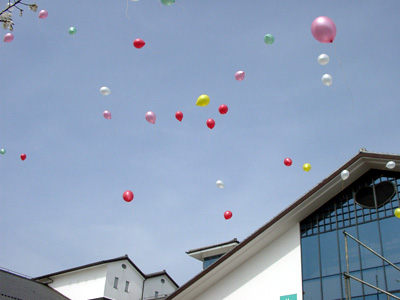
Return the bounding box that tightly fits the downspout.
[141,277,146,300]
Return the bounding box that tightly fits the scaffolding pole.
[343,230,400,300]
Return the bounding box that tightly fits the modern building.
[34,255,179,300]
[166,150,400,300]
[0,268,71,300]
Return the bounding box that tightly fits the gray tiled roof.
[0,269,70,300]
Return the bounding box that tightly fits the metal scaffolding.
[343,230,400,300]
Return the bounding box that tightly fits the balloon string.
[125,0,131,21]
[333,42,355,110]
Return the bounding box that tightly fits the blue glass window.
[358,222,382,269]
[303,278,321,300]
[301,235,320,280]
[380,217,400,263]
[203,254,223,269]
[320,231,340,276]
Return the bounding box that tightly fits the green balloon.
[264,34,274,45]
[161,0,175,5]
[68,27,77,35]
[0,148,5,155]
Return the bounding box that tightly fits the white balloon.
[322,74,332,86]
[341,170,350,180]
[216,180,224,188]
[318,54,330,65]
[100,86,111,96]
[386,161,396,169]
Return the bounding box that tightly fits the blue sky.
[1,0,400,286]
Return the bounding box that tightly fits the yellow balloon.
[303,163,311,172]
[196,94,210,107]
[395,208,400,219]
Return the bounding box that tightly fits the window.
[113,277,119,289]
[125,281,130,292]
[203,254,223,269]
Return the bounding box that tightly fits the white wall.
[104,260,145,300]
[143,275,177,299]
[49,265,107,300]
[192,224,303,300]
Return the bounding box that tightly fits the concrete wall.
[143,275,178,299]
[193,224,303,300]
[49,265,107,300]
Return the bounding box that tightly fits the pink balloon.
[311,16,336,43]
[103,110,111,119]
[39,10,48,19]
[4,33,13,42]
[235,71,245,81]
[145,111,156,124]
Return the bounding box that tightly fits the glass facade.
[300,170,400,300]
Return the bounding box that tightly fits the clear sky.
[1,0,400,286]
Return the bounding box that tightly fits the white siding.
[143,275,177,299]
[193,224,302,300]
[104,260,145,300]
[48,265,107,300]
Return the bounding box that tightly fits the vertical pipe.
[344,231,351,300]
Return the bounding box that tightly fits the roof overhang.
[186,240,240,261]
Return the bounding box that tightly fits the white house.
[166,150,400,300]
[35,255,179,300]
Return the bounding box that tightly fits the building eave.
[186,238,240,261]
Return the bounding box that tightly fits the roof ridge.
[33,255,146,280]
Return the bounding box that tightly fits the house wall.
[143,275,178,299]
[104,260,145,300]
[193,224,303,300]
[48,265,107,300]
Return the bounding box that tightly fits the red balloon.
[20,153,26,161]
[218,104,228,114]
[206,118,215,129]
[284,158,292,166]
[175,111,183,122]
[123,190,134,202]
[224,210,232,220]
[133,38,145,49]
